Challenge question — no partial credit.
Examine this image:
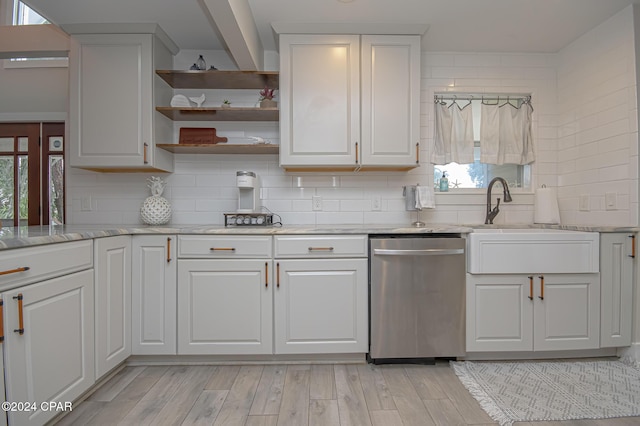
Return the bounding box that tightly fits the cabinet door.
[466,274,533,352]
[279,34,360,168]
[68,33,173,172]
[177,259,272,355]
[274,259,367,354]
[94,236,131,378]
[132,235,177,355]
[360,35,420,168]
[533,274,600,351]
[600,233,634,347]
[3,270,94,426]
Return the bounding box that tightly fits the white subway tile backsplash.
[64,6,637,228]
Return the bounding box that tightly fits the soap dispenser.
[439,171,449,192]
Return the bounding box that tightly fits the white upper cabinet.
[279,34,360,170]
[68,30,175,172]
[360,35,420,169]
[279,34,420,171]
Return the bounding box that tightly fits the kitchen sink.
[467,228,599,274]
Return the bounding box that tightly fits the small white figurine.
[189,93,206,108]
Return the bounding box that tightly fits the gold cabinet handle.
[265,262,269,288]
[0,266,30,276]
[276,262,280,288]
[538,275,544,300]
[0,299,4,342]
[528,276,534,300]
[355,142,359,165]
[167,237,172,263]
[210,247,236,251]
[416,142,420,164]
[308,247,334,252]
[13,293,24,335]
[143,143,149,164]
[629,235,636,258]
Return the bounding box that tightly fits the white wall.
[67,48,558,226]
[0,0,68,119]
[0,7,635,228]
[556,6,638,227]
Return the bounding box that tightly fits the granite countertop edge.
[0,223,637,250]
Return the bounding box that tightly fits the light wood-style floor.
[54,362,640,426]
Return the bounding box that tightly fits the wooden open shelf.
[156,70,279,89]
[156,143,279,155]
[156,106,279,122]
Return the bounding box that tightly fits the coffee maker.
[236,170,259,213]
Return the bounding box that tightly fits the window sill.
[435,190,534,205]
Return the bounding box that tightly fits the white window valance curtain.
[431,101,474,164]
[431,97,534,165]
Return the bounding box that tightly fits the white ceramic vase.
[140,177,172,225]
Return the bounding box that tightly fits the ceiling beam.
[0,24,69,59]
[201,0,263,70]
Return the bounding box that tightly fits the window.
[4,1,68,68]
[0,123,65,227]
[433,97,531,190]
[12,0,48,25]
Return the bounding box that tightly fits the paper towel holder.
[402,183,426,227]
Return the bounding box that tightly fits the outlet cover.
[579,194,589,212]
[372,195,382,211]
[81,196,92,211]
[605,192,617,210]
[312,195,322,211]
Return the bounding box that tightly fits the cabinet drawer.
[274,235,367,258]
[178,235,272,258]
[0,240,93,290]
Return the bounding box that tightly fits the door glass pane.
[49,155,64,224]
[18,155,28,225]
[0,156,15,224]
[18,137,28,152]
[0,138,13,152]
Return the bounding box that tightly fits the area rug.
[450,360,640,426]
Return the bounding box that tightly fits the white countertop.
[0,223,636,250]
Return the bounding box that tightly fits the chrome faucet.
[485,177,513,224]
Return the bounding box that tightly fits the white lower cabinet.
[177,259,272,355]
[94,236,131,379]
[600,233,634,348]
[2,269,95,426]
[132,235,177,355]
[274,259,368,354]
[467,273,600,352]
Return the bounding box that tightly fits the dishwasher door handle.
[373,248,464,256]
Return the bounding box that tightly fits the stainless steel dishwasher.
[369,235,466,363]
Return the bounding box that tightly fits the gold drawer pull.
[538,275,544,300]
[416,142,420,164]
[528,276,534,300]
[0,266,30,276]
[276,262,280,288]
[629,235,636,258]
[167,237,172,263]
[355,142,359,165]
[0,299,4,342]
[143,143,149,164]
[308,247,334,252]
[265,262,269,288]
[13,293,24,335]
[210,247,236,251]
